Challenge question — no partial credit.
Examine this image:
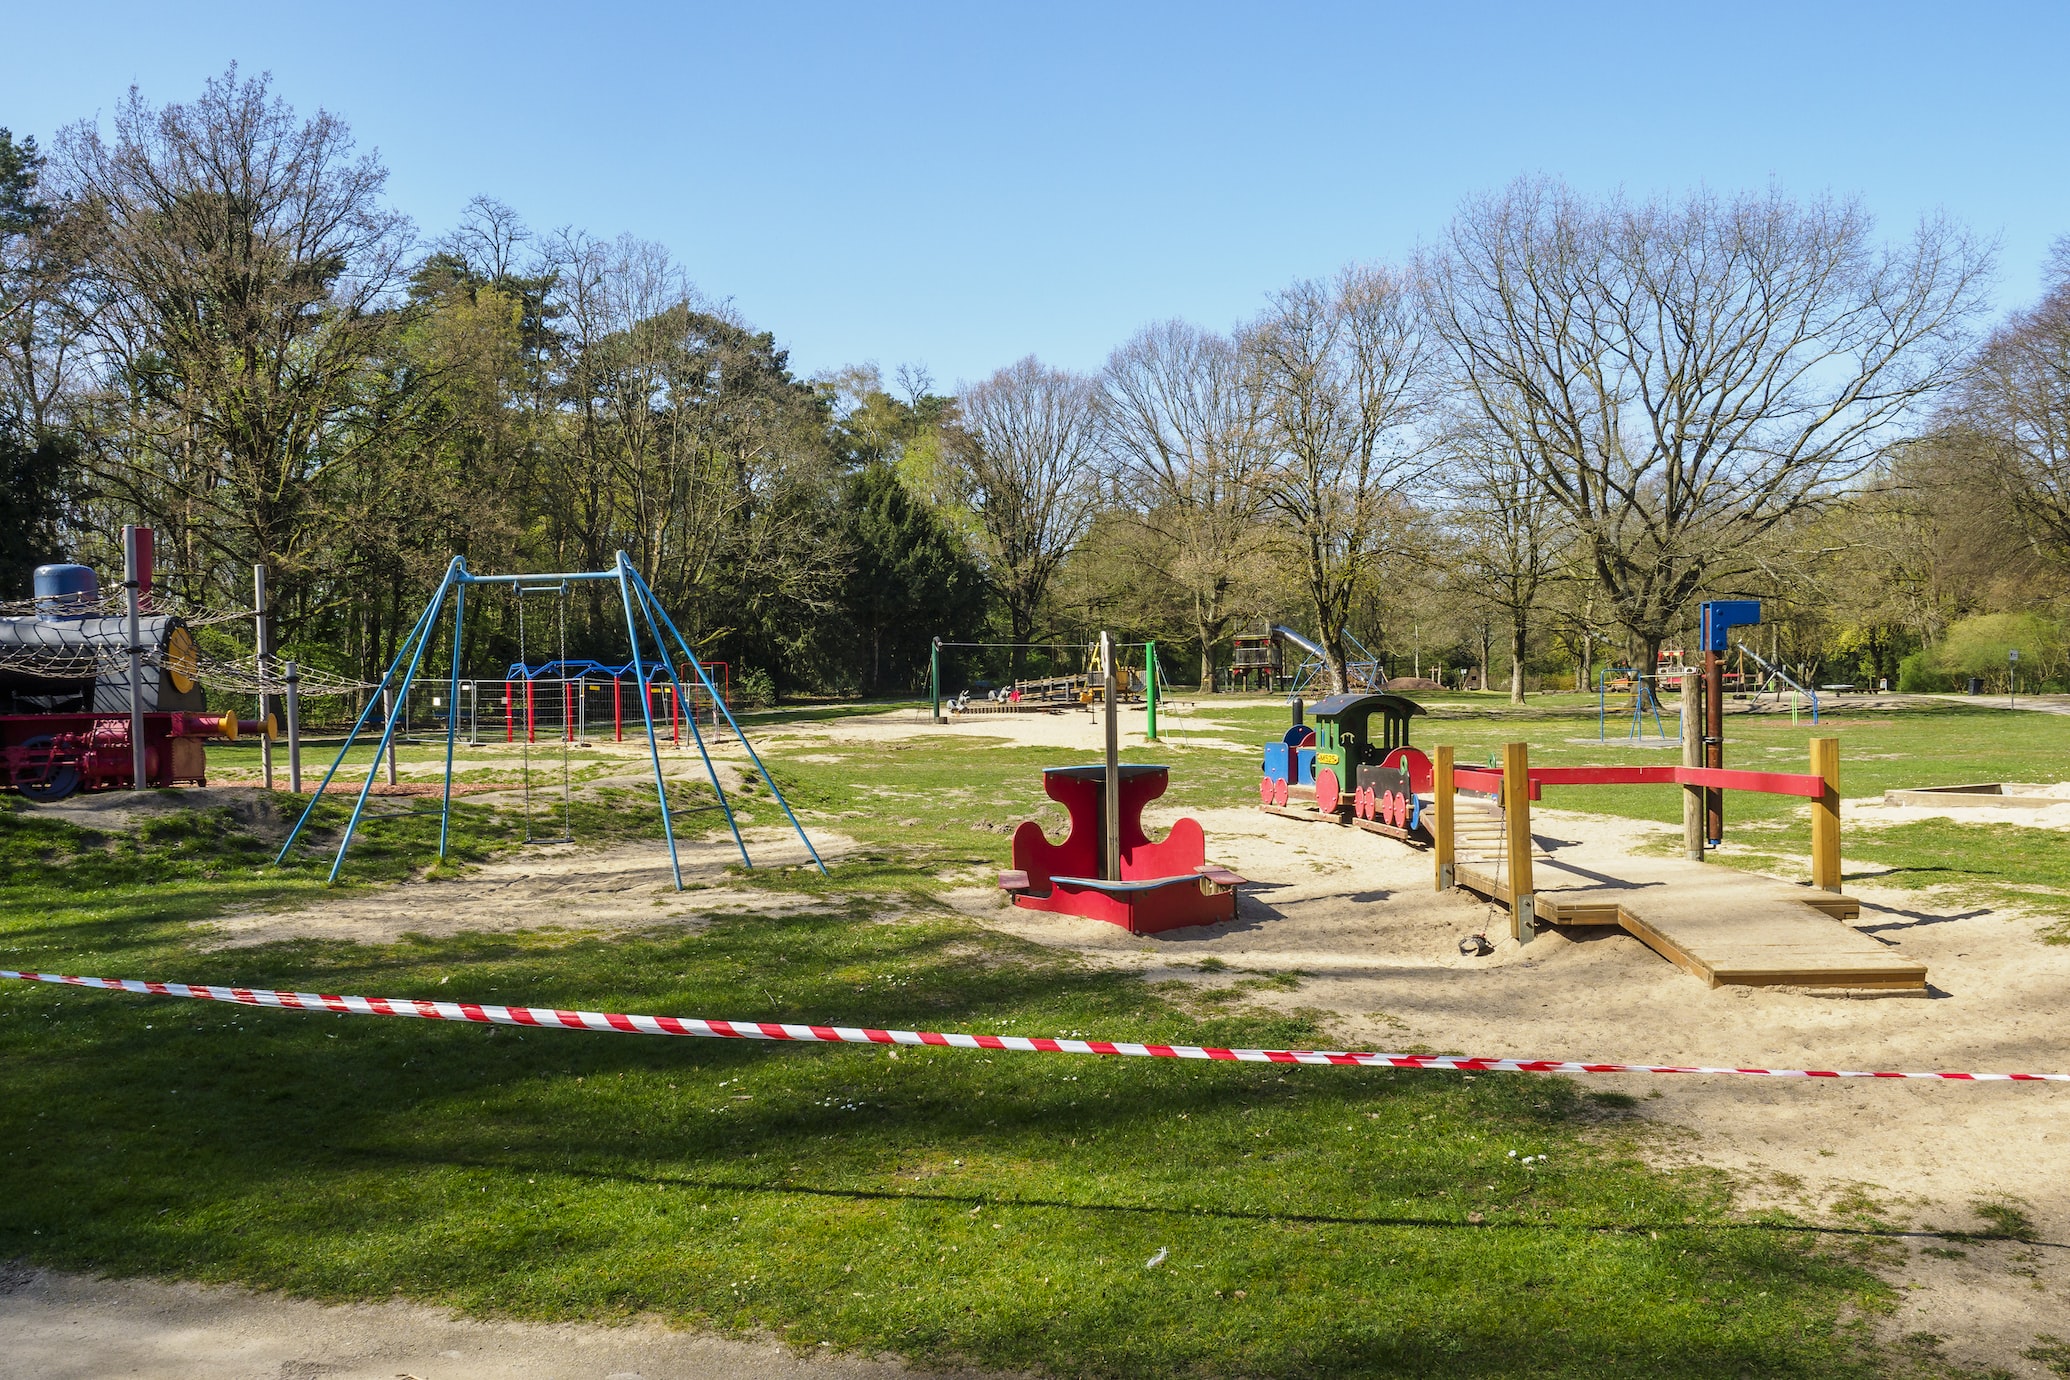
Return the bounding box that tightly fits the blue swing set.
[275,552,823,887]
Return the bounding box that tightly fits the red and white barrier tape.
[4,968,2066,1082]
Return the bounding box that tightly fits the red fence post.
[525,680,535,744]
[614,676,622,743]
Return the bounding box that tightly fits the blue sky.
[10,1,2067,388]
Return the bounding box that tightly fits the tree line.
[4,68,2064,702]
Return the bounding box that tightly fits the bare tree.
[55,66,413,603]
[951,356,1102,675]
[546,230,840,646]
[1439,403,1565,703]
[1248,266,1433,692]
[1423,178,1990,669]
[1948,238,2070,567]
[1101,320,1273,689]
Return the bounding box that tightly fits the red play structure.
[998,764,1244,934]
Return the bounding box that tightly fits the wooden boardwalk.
[1456,863,1924,992]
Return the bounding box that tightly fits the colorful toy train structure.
[1,538,265,801]
[1260,691,1434,841]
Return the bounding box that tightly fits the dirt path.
[960,804,2070,1377]
[0,1265,1006,1380]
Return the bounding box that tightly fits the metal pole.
[1102,631,1120,882]
[630,568,824,875]
[123,525,146,790]
[1145,640,1158,742]
[1703,647,1724,846]
[1681,671,1703,862]
[382,689,399,785]
[612,558,684,889]
[440,577,466,859]
[254,564,274,789]
[284,661,302,794]
[930,638,942,723]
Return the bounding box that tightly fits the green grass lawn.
[12,700,2060,1375]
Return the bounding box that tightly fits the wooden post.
[1503,740,1534,943]
[1433,744,1455,891]
[1811,736,1841,893]
[1681,671,1703,861]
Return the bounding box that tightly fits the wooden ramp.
[1456,864,1923,992]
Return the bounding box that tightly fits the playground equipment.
[1424,736,1924,990]
[1227,624,1389,695]
[996,632,1242,934]
[1734,641,1820,722]
[1282,626,1387,695]
[930,638,1163,740]
[1,531,274,800]
[276,552,824,887]
[1258,692,1434,841]
[1596,667,1674,743]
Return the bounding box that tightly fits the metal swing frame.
[276,551,825,886]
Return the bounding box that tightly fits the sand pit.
[205,830,858,949]
[957,804,2070,1375]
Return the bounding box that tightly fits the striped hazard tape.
[4,968,2067,1082]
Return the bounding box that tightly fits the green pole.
[930,638,942,723]
[1146,640,1158,741]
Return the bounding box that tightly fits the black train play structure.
[0,556,262,801]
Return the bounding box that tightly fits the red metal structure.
[1,711,260,799]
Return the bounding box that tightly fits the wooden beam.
[1503,740,1534,943]
[1434,744,1455,891]
[1811,736,1841,893]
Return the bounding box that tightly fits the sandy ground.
[959,802,2070,1377]
[0,1264,1002,1380]
[204,830,857,948]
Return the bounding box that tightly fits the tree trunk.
[1510,610,1528,705]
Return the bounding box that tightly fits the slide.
[1271,624,1329,662]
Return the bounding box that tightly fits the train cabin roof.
[1307,692,1426,723]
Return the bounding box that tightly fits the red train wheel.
[1273,778,1289,808]
[1315,767,1341,814]
[1259,775,1274,805]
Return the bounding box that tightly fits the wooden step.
[1452,863,1921,991]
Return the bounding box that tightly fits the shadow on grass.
[0,802,1903,1378]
